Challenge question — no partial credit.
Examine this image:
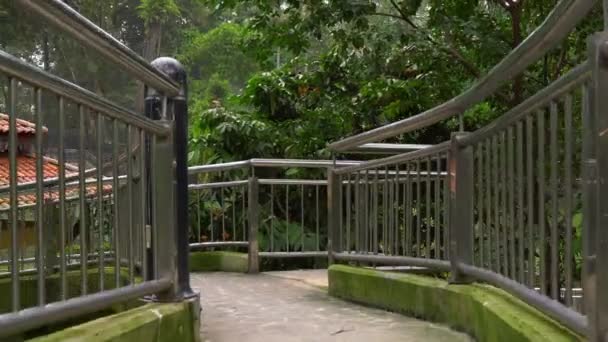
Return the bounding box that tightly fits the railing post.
[151,57,194,299]
[448,133,474,284]
[327,168,341,264]
[152,125,178,300]
[586,31,608,342]
[247,177,260,273]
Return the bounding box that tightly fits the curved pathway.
[192,270,472,342]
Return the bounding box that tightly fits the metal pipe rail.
[335,141,450,175]
[0,50,170,136]
[188,158,361,175]
[0,278,172,339]
[344,143,433,154]
[17,0,180,96]
[457,263,587,336]
[328,0,596,152]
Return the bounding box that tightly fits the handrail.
[188,158,362,175]
[17,0,180,96]
[328,0,596,152]
[334,141,450,175]
[344,143,432,154]
[0,50,170,136]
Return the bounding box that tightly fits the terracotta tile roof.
[0,154,74,186]
[0,183,113,210]
[0,113,48,135]
[0,154,112,210]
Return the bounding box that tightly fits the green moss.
[189,251,248,273]
[328,265,583,342]
[29,300,199,342]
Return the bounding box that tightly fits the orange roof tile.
[0,154,69,186]
[0,113,48,135]
[0,183,113,210]
[0,154,112,210]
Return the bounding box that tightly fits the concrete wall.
[328,265,583,342]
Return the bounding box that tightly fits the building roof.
[0,113,48,135]
[0,115,113,211]
[0,154,111,211]
[0,154,73,186]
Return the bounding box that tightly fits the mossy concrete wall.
[28,298,200,342]
[189,251,248,273]
[0,268,133,315]
[328,265,583,342]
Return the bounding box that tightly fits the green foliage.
[180,23,259,93]
[259,218,317,252]
[137,0,180,24]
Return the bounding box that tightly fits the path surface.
[192,270,472,342]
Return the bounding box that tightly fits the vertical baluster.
[112,119,120,288]
[232,187,236,243]
[485,139,492,271]
[221,185,225,241]
[526,115,535,288]
[443,155,450,260]
[500,131,508,276]
[34,88,45,305]
[58,96,68,300]
[564,94,573,306]
[388,167,394,255]
[492,135,500,274]
[549,101,559,300]
[316,184,320,251]
[433,156,440,260]
[96,114,105,290]
[242,184,245,241]
[270,184,274,252]
[197,189,201,243]
[78,105,88,293]
[334,176,346,251]
[8,78,20,310]
[538,109,547,296]
[408,162,414,257]
[383,168,388,254]
[477,145,484,267]
[396,164,401,255]
[285,184,289,252]
[150,136,158,278]
[508,126,516,279]
[425,157,431,259]
[346,173,351,252]
[365,170,370,253]
[210,191,214,241]
[139,128,147,281]
[373,169,379,254]
[416,160,421,257]
[301,184,305,251]
[356,171,361,252]
[127,125,135,285]
[516,121,525,283]
[403,164,408,256]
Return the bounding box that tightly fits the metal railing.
[188,159,360,272]
[0,0,191,338]
[323,0,608,340]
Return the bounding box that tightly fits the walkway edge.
[328,265,583,342]
[28,298,200,342]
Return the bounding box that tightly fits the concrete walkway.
[192,270,472,342]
